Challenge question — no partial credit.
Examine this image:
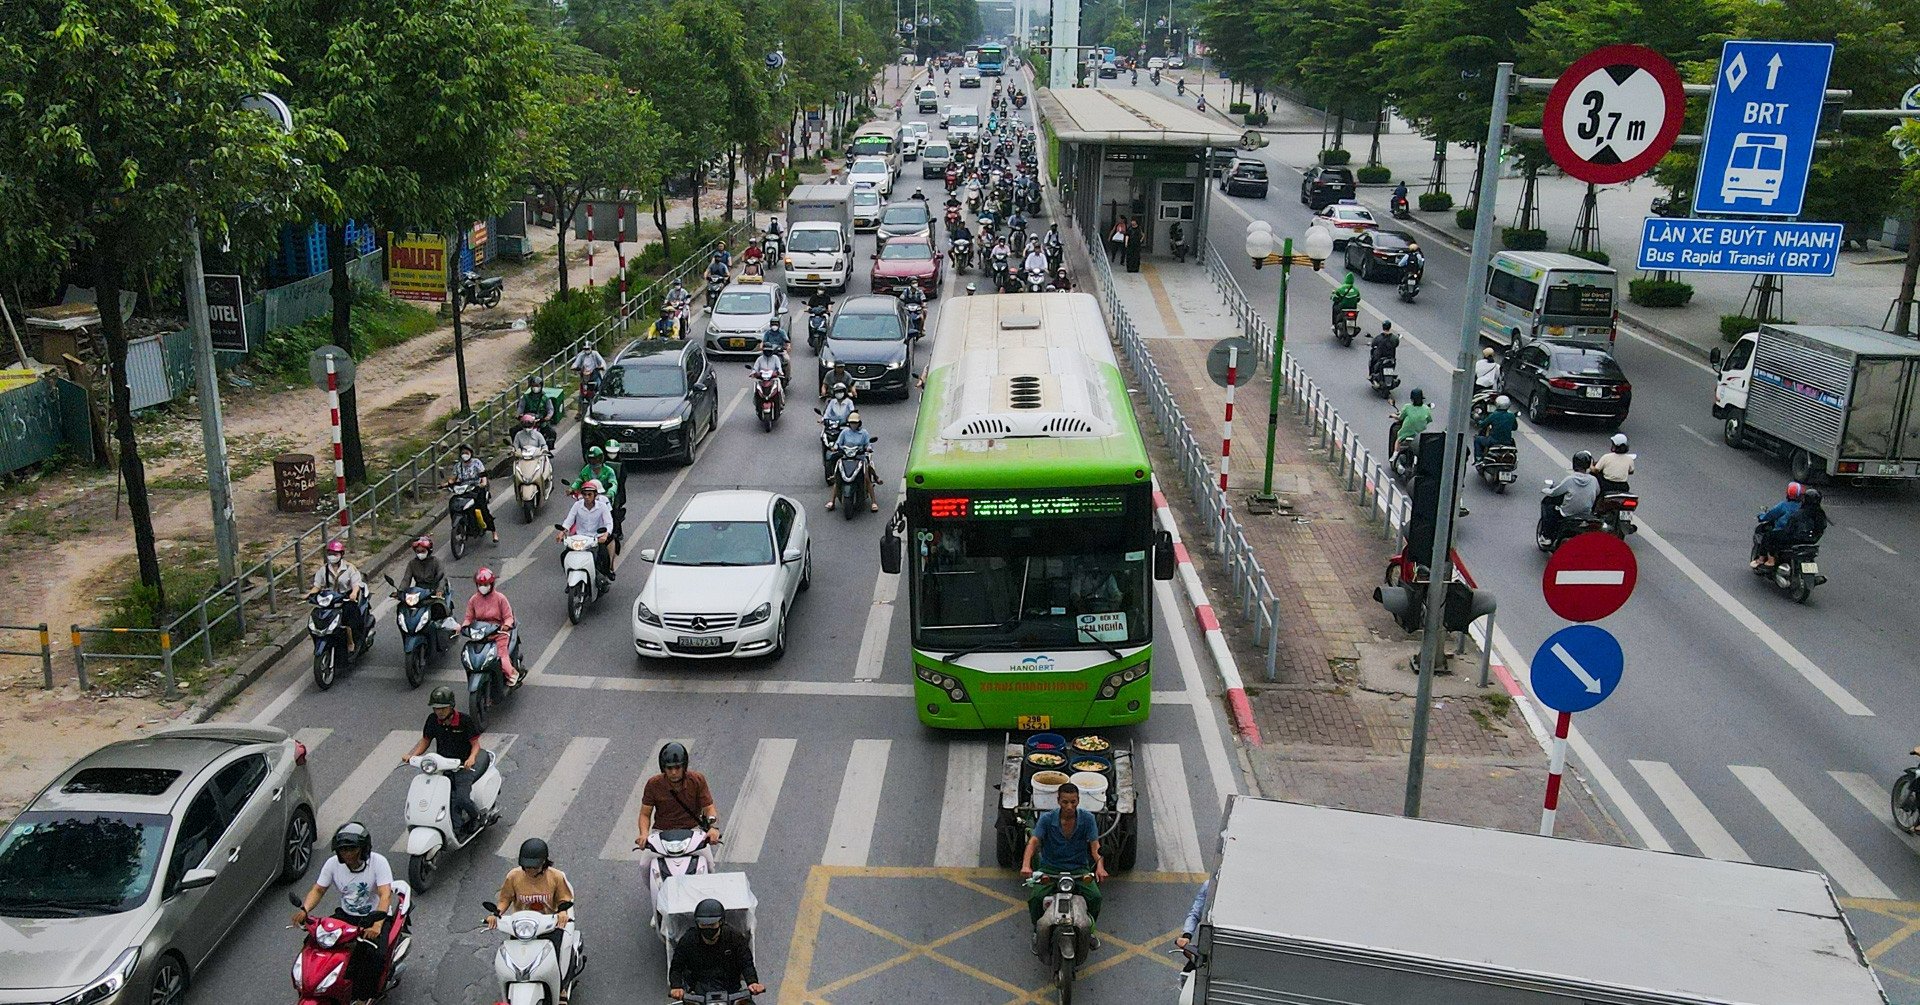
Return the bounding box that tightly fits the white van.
[1478,251,1618,350]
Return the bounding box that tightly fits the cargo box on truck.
[1712,323,1920,483]
[783,184,855,294]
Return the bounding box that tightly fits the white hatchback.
[849,156,893,197]
[633,491,811,660]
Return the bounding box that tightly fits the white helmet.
[1494,395,1512,410]
[1610,432,1629,450]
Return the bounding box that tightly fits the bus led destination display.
[928,491,1128,520]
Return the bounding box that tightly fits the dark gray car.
[820,295,915,401]
[0,724,316,1005]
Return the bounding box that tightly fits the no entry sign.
[1542,44,1687,186]
[1541,531,1638,622]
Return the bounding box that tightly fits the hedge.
[1229,102,1251,114]
[1568,249,1611,266]
[1418,191,1453,212]
[1355,165,1391,184]
[531,288,604,359]
[1501,228,1548,250]
[1244,111,1268,126]
[1719,314,1786,341]
[1319,148,1351,166]
[1455,207,1477,229]
[1628,279,1695,308]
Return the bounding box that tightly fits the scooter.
[447,480,486,560]
[749,367,784,432]
[1390,193,1411,220]
[705,278,726,311]
[1537,483,1608,553]
[945,205,962,231]
[816,409,848,484]
[385,576,452,688]
[508,438,554,523]
[482,901,584,1005]
[286,888,413,1005]
[905,300,927,339]
[1397,267,1422,303]
[1334,309,1359,347]
[1595,489,1639,537]
[461,271,504,309]
[1474,444,1518,493]
[832,438,878,520]
[640,829,717,931]
[554,528,607,625]
[402,750,504,891]
[950,236,974,273]
[459,619,522,730]
[1889,748,1920,833]
[307,589,373,691]
[1750,521,1827,603]
[761,229,782,261]
[1024,267,1048,293]
[806,305,831,352]
[1030,872,1096,1005]
[1368,356,1400,398]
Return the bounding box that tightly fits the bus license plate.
[677,636,726,649]
[1017,715,1052,730]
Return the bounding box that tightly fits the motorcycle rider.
[1022,243,1049,285]
[1473,347,1501,392]
[486,838,577,975]
[514,412,552,454]
[404,686,487,833]
[1540,451,1601,544]
[291,822,395,1003]
[1392,388,1433,454]
[704,255,730,301]
[461,568,520,687]
[898,280,928,335]
[1753,482,1806,568]
[821,359,857,400]
[635,741,723,850]
[1594,432,1635,494]
[1474,395,1517,459]
[1020,780,1108,944]
[1368,321,1399,383]
[1043,222,1063,263]
[308,539,369,653]
[575,446,619,511]
[1758,487,1827,567]
[666,278,694,318]
[749,344,788,405]
[446,443,500,545]
[558,480,615,585]
[820,385,855,432]
[521,376,560,447]
[1391,179,1409,214]
[761,317,792,378]
[570,344,606,394]
[668,898,764,1002]
[709,240,732,272]
[825,411,880,512]
[400,536,449,605]
[653,303,682,341]
[805,286,834,316]
[1329,272,1362,333]
[763,216,783,255]
[1176,77,1187,97]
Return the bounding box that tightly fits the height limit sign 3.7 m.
[1543,44,1687,186]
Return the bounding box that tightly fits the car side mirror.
[639,548,658,562]
[176,868,218,893]
[783,547,804,564]
[1153,530,1177,581]
[1709,347,1723,368]
[880,531,902,575]
[871,253,880,260]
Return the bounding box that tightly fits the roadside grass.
[250,287,439,385]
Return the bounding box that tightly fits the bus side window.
[1487,270,1539,310]
[1153,531,1175,581]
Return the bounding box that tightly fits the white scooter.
[402,750,503,892]
[509,437,554,522]
[554,528,606,625]
[482,902,584,1005]
[639,829,717,932]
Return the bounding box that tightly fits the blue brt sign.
[1693,40,1834,218]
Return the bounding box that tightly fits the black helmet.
[694,898,726,926]
[429,685,456,708]
[1408,388,1425,405]
[1801,487,1823,505]
[1572,450,1594,471]
[331,821,373,857]
[659,741,690,772]
[517,838,550,870]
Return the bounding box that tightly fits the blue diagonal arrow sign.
[1531,625,1624,714]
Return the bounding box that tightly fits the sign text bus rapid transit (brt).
[1692,40,1835,218]
[1637,217,1845,277]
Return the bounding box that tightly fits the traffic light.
[1374,578,1496,635]
[1374,580,1426,634]
[1440,582,1497,633]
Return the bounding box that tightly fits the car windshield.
[852,161,886,174]
[1554,353,1624,378]
[788,229,840,252]
[881,242,933,261]
[832,312,904,341]
[715,290,773,315]
[0,810,170,917]
[603,363,684,398]
[882,205,929,226]
[1370,231,1415,250]
[1332,208,1373,223]
[1321,169,1355,184]
[853,192,881,209]
[951,113,979,127]
[852,138,891,156]
[1234,163,1267,178]
[659,520,775,566]
[924,144,950,159]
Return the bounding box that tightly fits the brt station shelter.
[1036,86,1251,261]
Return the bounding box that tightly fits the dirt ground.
[0,189,744,818]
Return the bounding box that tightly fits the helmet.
[519,412,538,427]
[847,411,863,428]
[1572,450,1594,471]
[529,375,544,390]
[1494,395,1511,410]
[331,821,373,857]
[1408,389,1425,405]
[413,536,433,554]
[326,540,346,556]
[429,685,456,708]
[659,741,690,772]
[474,567,497,587]
[517,838,550,870]
[1785,481,1804,501]
[693,898,726,926]
[1610,433,1629,450]
[1801,488,1823,505]
[457,442,474,457]
[604,439,622,456]
[586,446,604,462]
[580,479,603,494]
[1483,347,1495,361]
[1381,320,1393,332]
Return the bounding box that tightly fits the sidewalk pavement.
[1108,252,1624,842]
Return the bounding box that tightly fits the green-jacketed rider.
[1330,272,1361,331]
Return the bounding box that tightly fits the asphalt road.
[1106,71,1920,907]
[187,82,1235,1005]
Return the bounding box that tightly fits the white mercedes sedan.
[632,490,811,660]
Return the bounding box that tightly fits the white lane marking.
[1847,526,1899,555]
[600,737,692,861]
[390,733,519,853]
[366,666,919,697]
[495,736,609,858]
[1156,575,1238,811]
[317,730,416,839]
[1629,760,1751,862]
[1619,324,1716,374]
[1675,423,1718,448]
[822,739,891,866]
[1730,765,1896,899]
[934,742,989,867]
[496,422,585,585]
[1555,570,1625,586]
[1517,426,1872,717]
[720,738,797,865]
[1828,770,1920,854]
[292,727,333,758]
[1142,743,1205,874]
[853,544,902,682]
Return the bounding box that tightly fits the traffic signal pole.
[1404,62,1512,819]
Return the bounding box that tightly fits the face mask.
[459,453,472,463]
[699,926,721,944]
[327,555,341,566]
[477,585,492,595]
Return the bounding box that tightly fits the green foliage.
[1229,102,1251,114]
[753,167,801,210]
[1245,111,1270,126]
[1501,228,1548,250]
[1379,0,1536,146]
[532,288,605,358]
[523,71,664,293]
[1568,249,1611,266]
[251,288,439,380]
[1629,279,1695,308]
[1418,191,1454,212]
[1719,313,1785,341]
[1319,148,1351,166]
[1455,207,1478,229]
[1356,165,1392,184]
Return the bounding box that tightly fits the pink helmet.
[581,479,603,494]
[325,540,346,555]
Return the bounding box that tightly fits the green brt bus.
[882,293,1174,730]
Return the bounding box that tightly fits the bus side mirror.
[1709,347,1723,368]
[1153,531,1176,581]
[880,531,902,575]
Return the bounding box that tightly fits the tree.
[1286,0,1406,157]
[0,0,315,614]
[523,72,663,294]
[263,0,544,471]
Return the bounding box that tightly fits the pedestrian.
[1109,216,1128,261]
[1124,222,1142,273]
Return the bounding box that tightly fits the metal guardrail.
[66,222,756,693]
[0,623,54,689]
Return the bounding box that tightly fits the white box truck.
[1712,323,1920,483]
[1186,797,1886,1005]
[783,184,855,294]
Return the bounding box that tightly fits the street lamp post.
[1243,221,1333,507]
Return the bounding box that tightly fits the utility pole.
[449,233,472,415]
[1404,62,1513,819]
[182,220,239,585]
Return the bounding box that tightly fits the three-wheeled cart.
[658,872,758,974]
[992,732,1139,871]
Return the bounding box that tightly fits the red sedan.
[870,235,943,297]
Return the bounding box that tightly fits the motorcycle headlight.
[512,917,541,941]
[314,960,347,993]
[54,947,139,1005]
[313,924,344,948]
[404,593,420,607]
[636,601,662,627]
[741,602,772,627]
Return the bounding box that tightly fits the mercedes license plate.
[1583,386,1603,398]
[677,636,727,649]
[1017,715,1052,731]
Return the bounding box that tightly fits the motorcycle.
[1536,483,1609,553]
[950,236,974,274]
[761,230,781,261]
[1030,872,1096,1005]
[1889,749,1920,833]
[750,367,784,431]
[806,305,831,352]
[1750,520,1827,603]
[1595,488,1639,538]
[966,182,983,213]
[1334,309,1359,347]
[816,409,848,484]
[705,278,725,311]
[461,271,504,310]
[446,480,487,559]
[385,576,452,688]
[286,888,412,1005]
[307,589,372,690]
[640,828,717,932]
[1024,267,1048,293]
[459,619,522,730]
[402,750,504,891]
[1368,355,1400,399]
[507,439,554,522]
[1388,424,1417,485]
[481,900,583,1005]
[905,300,927,339]
[832,438,877,520]
[1474,444,1518,493]
[945,166,959,191]
[554,527,607,625]
[1169,225,1189,264]
[1389,194,1411,220]
[577,375,599,419]
[945,205,962,231]
[1397,266,1422,303]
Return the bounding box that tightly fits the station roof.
[1037,87,1248,148]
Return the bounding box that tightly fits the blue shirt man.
[1021,783,1107,925]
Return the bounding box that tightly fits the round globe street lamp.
[1243,221,1333,508]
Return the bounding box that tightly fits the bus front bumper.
[913,662,1153,730]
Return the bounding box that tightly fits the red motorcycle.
[748,364,785,432]
[945,205,962,230]
[286,889,413,1005]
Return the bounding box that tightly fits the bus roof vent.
[958,416,1015,437]
[1000,315,1042,330]
[1007,375,1044,409]
[939,352,1118,440]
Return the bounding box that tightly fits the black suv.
[584,340,719,465]
[1220,159,1269,198]
[819,295,914,401]
[1500,343,1632,428]
[1300,166,1356,210]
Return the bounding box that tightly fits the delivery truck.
[783,184,855,294]
[1712,323,1920,483]
[1183,797,1886,1005]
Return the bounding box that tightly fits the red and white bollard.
[586,203,596,289]
[1219,345,1236,527]
[1540,710,1573,835]
[616,203,628,315]
[325,354,347,530]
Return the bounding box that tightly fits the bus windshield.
[853,136,891,157]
